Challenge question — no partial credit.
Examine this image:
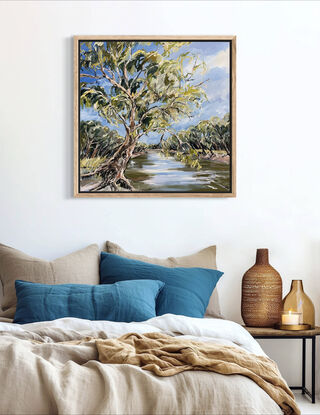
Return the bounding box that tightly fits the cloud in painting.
[206,77,229,103]
[205,48,230,73]
[81,107,104,123]
[184,47,229,78]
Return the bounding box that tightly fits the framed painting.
[74,36,236,197]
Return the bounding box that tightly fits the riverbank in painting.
[81,150,230,193]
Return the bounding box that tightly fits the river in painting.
[80,150,230,192]
[124,150,230,192]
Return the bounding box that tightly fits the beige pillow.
[105,241,222,318]
[0,243,100,319]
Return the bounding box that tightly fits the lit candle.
[282,310,300,325]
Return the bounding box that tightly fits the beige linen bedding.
[0,315,291,415]
[97,332,299,415]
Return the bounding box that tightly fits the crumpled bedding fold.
[97,332,300,415]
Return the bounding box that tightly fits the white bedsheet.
[0,313,264,355]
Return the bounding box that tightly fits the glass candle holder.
[281,280,315,328]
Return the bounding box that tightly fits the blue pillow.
[13,279,164,324]
[100,252,223,318]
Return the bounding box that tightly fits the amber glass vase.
[282,280,315,328]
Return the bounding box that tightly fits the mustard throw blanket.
[96,332,300,415]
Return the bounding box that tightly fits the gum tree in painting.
[79,40,232,193]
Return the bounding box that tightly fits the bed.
[0,242,300,415]
[0,314,300,415]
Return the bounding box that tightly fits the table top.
[244,326,320,337]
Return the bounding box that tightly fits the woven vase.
[241,249,282,327]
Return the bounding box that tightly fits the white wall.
[0,0,320,392]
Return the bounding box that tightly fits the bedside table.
[244,326,320,403]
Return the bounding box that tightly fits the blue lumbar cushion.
[100,252,223,318]
[14,279,164,324]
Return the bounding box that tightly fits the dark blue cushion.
[100,252,223,318]
[13,279,164,324]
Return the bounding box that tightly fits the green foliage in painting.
[162,113,231,157]
[80,120,123,159]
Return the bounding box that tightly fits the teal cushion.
[100,252,223,318]
[13,279,164,324]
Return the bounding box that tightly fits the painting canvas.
[74,36,236,197]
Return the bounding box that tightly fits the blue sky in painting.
[80,41,230,144]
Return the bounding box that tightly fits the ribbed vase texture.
[241,249,282,327]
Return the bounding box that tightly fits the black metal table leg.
[312,336,316,403]
[302,338,306,394]
[251,331,319,403]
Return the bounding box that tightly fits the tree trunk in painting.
[90,132,137,191]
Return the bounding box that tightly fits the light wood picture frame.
[74,36,236,197]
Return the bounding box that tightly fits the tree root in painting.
[81,170,134,192]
